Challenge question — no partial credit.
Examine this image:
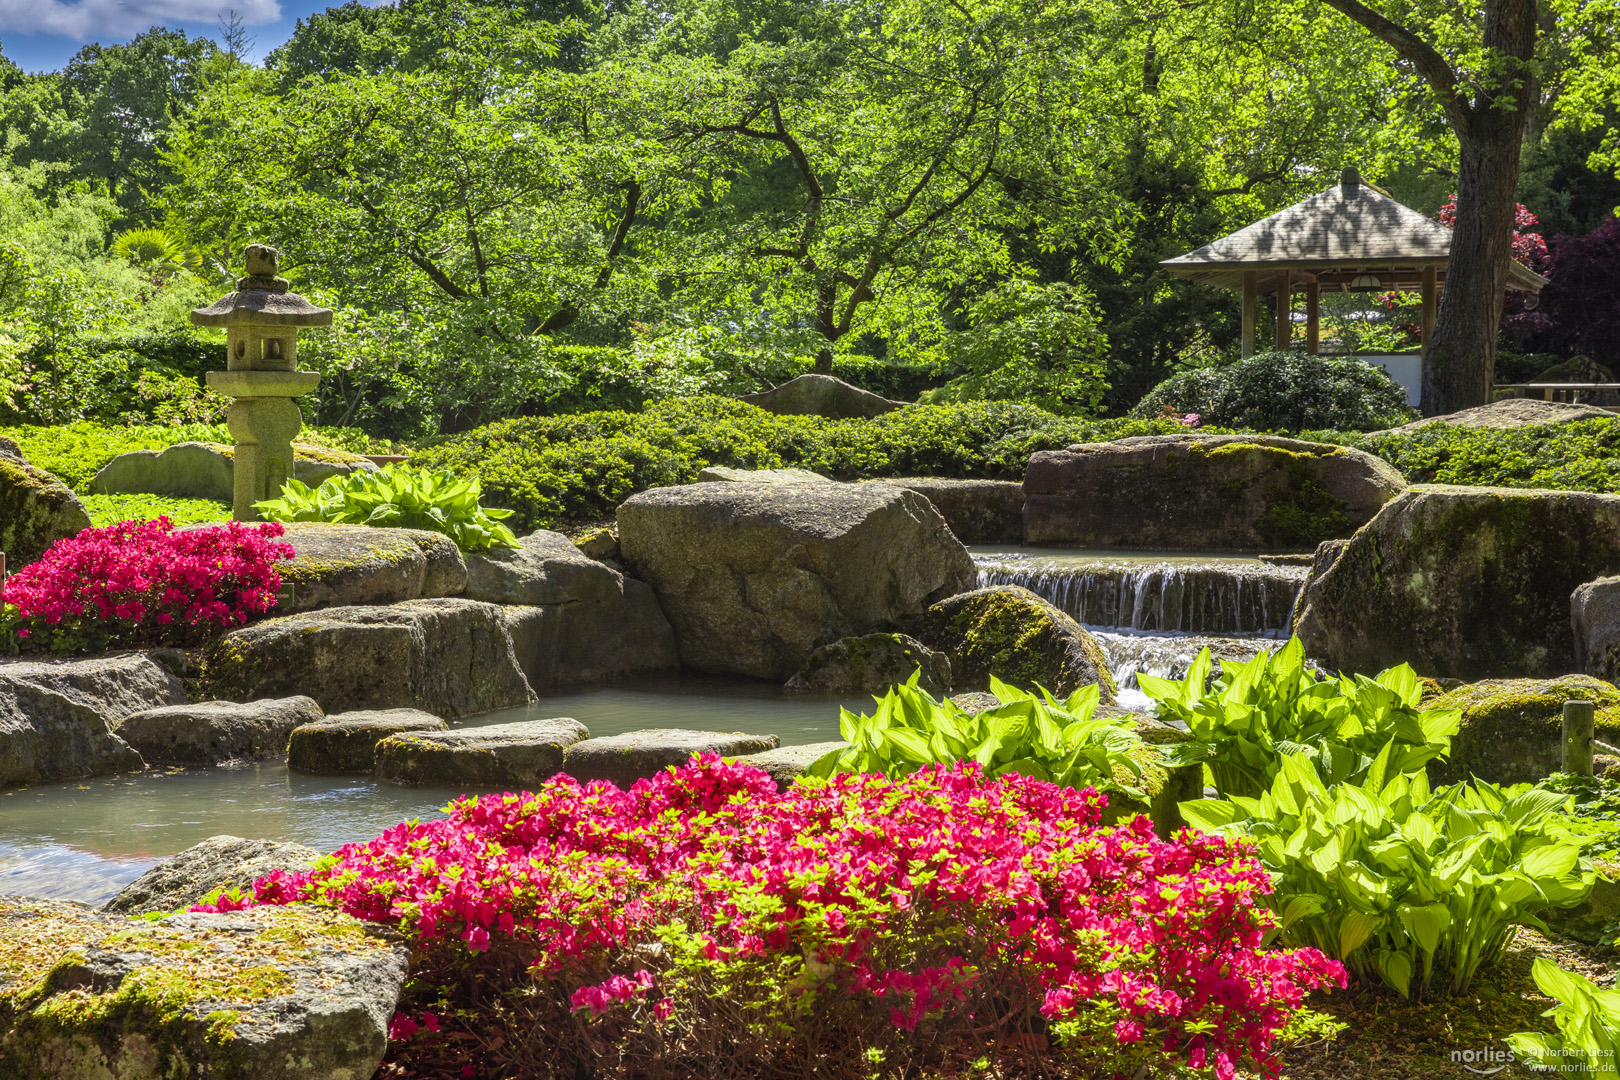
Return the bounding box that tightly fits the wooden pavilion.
[1161,167,1547,357]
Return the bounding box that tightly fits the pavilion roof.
[1161,169,1547,294]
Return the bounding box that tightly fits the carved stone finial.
[1341,165,1361,189]
[237,244,290,293]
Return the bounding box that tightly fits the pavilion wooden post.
[1305,282,1320,354]
[1274,271,1291,351]
[1241,271,1257,357]
[1420,266,1437,356]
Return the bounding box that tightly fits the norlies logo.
[1455,1045,1614,1074]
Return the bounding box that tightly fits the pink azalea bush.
[1,517,294,653]
[201,756,1344,1079]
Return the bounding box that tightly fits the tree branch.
[1318,0,1473,136]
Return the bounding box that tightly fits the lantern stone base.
[207,370,322,521]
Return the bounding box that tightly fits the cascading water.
[970,547,1307,711]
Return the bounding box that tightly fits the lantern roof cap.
[189,244,333,327]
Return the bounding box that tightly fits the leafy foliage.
[255,464,520,552]
[1181,753,1594,999]
[197,755,1344,1080]
[1142,638,1461,799]
[1346,417,1620,492]
[1509,957,1620,1078]
[412,397,1198,531]
[80,493,229,528]
[1131,351,1415,432]
[1509,772,1620,861]
[808,674,1149,804]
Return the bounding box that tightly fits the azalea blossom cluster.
[203,756,1343,1078]
[1,518,293,651]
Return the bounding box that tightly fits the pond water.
[0,676,868,907]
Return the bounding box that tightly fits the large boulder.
[1424,675,1620,786]
[739,374,903,419]
[207,598,535,717]
[1573,576,1620,684]
[464,528,622,606]
[731,741,848,790]
[274,523,467,612]
[561,729,780,788]
[1294,485,1620,679]
[1382,397,1612,433]
[374,717,589,788]
[287,708,448,775]
[697,466,831,485]
[88,440,376,503]
[0,898,408,1080]
[0,654,183,788]
[883,478,1025,544]
[113,696,323,766]
[0,440,91,568]
[912,585,1117,702]
[619,481,976,679]
[100,835,322,915]
[503,578,679,689]
[1023,433,1405,551]
[784,633,952,695]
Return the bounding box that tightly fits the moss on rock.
[916,585,1117,702]
[0,456,92,568]
[1425,674,1620,786]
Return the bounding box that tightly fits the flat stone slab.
[464,529,621,606]
[0,897,408,1080]
[697,466,832,484]
[275,523,467,612]
[113,696,323,765]
[288,708,448,774]
[1382,397,1612,433]
[731,741,847,790]
[100,835,322,915]
[375,717,589,788]
[88,440,375,503]
[562,729,780,788]
[207,598,535,718]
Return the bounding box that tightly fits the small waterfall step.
[972,548,1307,635]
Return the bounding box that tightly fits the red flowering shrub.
[0,517,294,653]
[202,756,1344,1079]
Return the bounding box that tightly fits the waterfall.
[974,553,1306,635]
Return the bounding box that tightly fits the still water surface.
[0,676,867,906]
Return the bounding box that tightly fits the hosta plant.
[255,463,519,551]
[1145,637,1461,798]
[1509,957,1620,1078]
[1181,746,1593,999]
[807,673,1151,804]
[195,755,1345,1080]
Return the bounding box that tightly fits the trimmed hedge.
[412,397,1192,532]
[1131,351,1415,432]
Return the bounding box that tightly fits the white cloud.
[0,0,281,40]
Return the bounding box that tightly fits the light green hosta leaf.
[1337,911,1381,958]
[1179,799,1241,832]
[1375,664,1421,708]
[1397,903,1451,954]
[1374,948,1413,998]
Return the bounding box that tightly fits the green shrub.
[413,396,1197,532]
[1509,957,1620,1076]
[255,463,520,551]
[1131,351,1415,432]
[80,494,229,528]
[1181,754,1593,998]
[1347,416,1620,492]
[1144,639,1461,798]
[807,674,1150,805]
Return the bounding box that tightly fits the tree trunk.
[1420,124,1528,415]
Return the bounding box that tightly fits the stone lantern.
[191,245,332,521]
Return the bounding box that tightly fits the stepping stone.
[374,718,589,788]
[101,835,321,915]
[731,741,848,790]
[114,697,323,766]
[287,709,448,775]
[561,729,780,788]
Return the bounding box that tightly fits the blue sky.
[0,0,351,72]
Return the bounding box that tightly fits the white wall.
[1358,355,1421,407]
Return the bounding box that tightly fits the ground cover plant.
[1344,417,1620,492]
[256,464,520,552]
[413,398,1199,532]
[198,755,1345,1080]
[1142,639,1461,798]
[0,518,292,653]
[79,493,228,529]
[1181,751,1593,1001]
[1508,956,1620,1076]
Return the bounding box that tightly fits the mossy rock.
[1425,674,1620,786]
[784,632,951,695]
[1296,485,1620,680]
[0,448,91,568]
[0,897,408,1079]
[915,585,1117,703]
[1105,718,1204,839]
[89,442,375,504]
